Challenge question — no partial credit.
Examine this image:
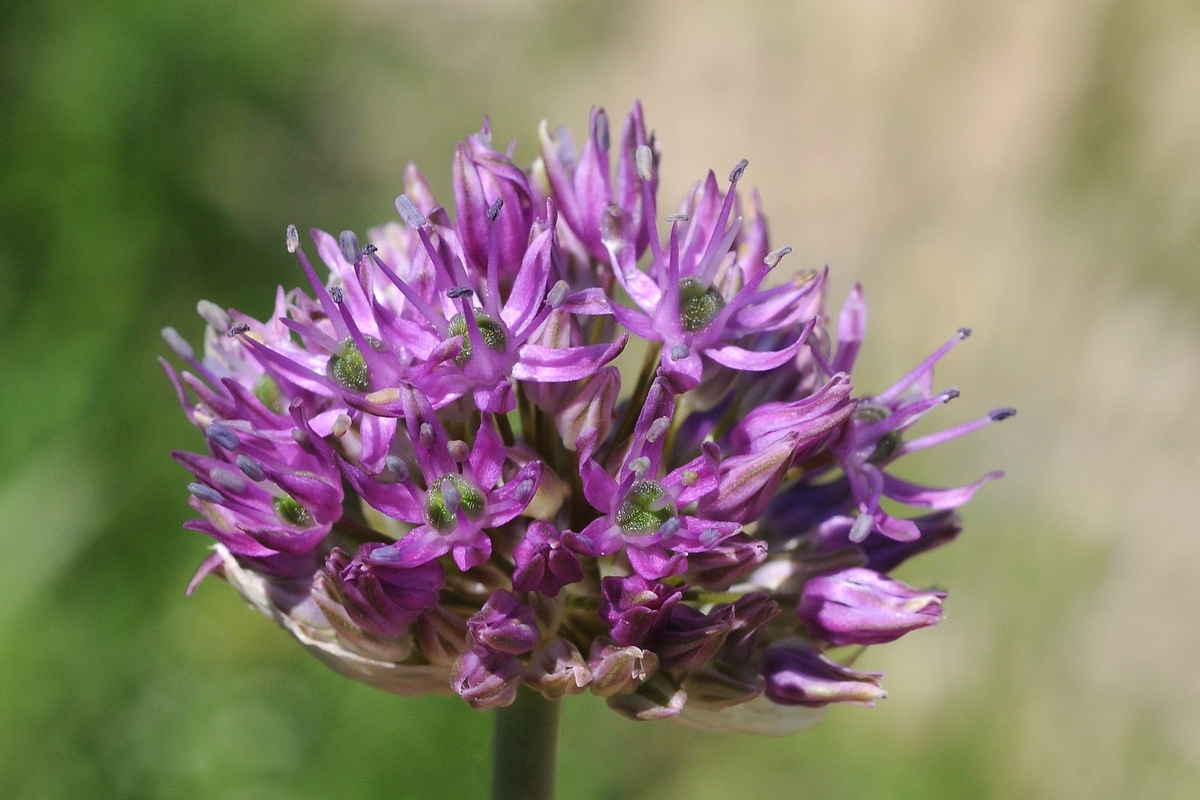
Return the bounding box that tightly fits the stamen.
[286,224,299,253]
[849,513,875,543]
[665,213,689,222]
[629,457,651,478]
[236,454,265,481]
[647,416,671,443]
[332,413,352,437]
[161,327,193,359]
[958,327,972,339]
[670,344,690,361]
[595,109,610,151]
[384,455,409,482]
[447,439,470,462]
[227,323,250,337]
[635,145,654,181]
[447,286,474,299]
[204,423,240,450]
[396,195,427,228]
[196,300,231,333]
[361,243,377,255]
[329,286,344,304]
[514,479,535,504]
[728,158,749,183]
[659,517,682,538]
[209,467,246,493]
[188,483,223,504]
[419,423,435,449]
[990,408,1017,421]
[547,280,569,309]
[339,230,359,263]
[764,246,792,269]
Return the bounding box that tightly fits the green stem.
[492,686,561,800]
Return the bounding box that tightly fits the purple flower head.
[166,102,1011,732]
[798,567,945,646]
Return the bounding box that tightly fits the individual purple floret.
[165,102,1012,732]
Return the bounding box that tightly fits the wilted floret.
[165,102,1011,734]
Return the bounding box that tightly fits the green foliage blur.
[2,1,1199,798]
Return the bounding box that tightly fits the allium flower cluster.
[164,104,1013,734]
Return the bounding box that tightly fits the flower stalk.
[492,687,560,800]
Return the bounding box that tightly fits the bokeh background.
[3,0,1199,797]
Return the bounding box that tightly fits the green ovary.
[425,474,486,531]
[252,374,283,413]
[616,480,674,536]
[326,336,383,392]
[448,312,507,367]
[853,404,901,464]
[678,278,726,333]
[272,494,314,528]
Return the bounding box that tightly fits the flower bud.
[321,544,445,638]
[453,122,534,279]
[682,660,764,711]
[414,605,469,667]
[798,567,945,646]
[512,521,585,596]
[646,603,734,669]
[466,590,541,655]
[452,646,524,710]
[682,533,768,590]
[606,671,687,721]
[524,638,591,699]
[761,641,887,707]
[555,366,621,452]
[598,575,683,647]
[586,637,659,697]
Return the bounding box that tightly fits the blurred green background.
[3,0,1200,797]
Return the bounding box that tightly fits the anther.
[197,300,231,333]
[990,408,1017,421]
[764,246,792,269]
[419,423,435,449]
[670,344,690,361]
[629,457,651,478]
[595,109,610,151]
[659,517,683,538]
[384,455,409,482]
[941,389,961,403]
[396,195,427,228]
[332,413,352,437]
[486,197,503,222]
[188,483,224,504]
[547,280,569,309]
[236,454,265,482]
[227,322,250,337]
[205,423,240,450]
[514,479,535,504]
[447,286,474,299]
[728,158,749,183]
[635,145,654,181]
[329,286,344,304]
[849,513,875,543]
[209,467,246,493]
[647,416,671,443]
[286,224,300,253]
[339,230,359,263]
[958,327,972,339]
[161,327,193,359]
[665,213,689,223]
[291,428,310,446]
[680,470,698,487]
[361,243,377,255]
[447,439,470,462]
[441,480,462,513]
